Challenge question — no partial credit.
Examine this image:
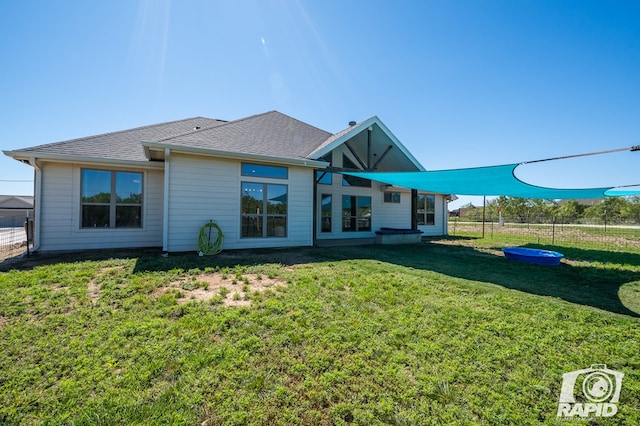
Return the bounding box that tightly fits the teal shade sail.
[343,163,638,199]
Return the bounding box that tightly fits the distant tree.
[530,199,558,222]
[485,198,500,220]
[584,197,628,223]
[620,196,640,223]
[556,200,586,222]
[461,203,483,221]
[499,197,532,222]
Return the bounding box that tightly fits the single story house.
[0,195,34,226]
[3,111,449,252]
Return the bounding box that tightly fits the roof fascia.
[311,117,426,171]
[3,150,164,169]
[143,142,329,168]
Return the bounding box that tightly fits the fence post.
[552,216,555,245]
[482,196,486,239]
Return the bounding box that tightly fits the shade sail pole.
[482,196,486,238]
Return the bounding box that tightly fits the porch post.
[411,189,418,230]
[312,170,318,246]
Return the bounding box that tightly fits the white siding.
[38,162,163,251]
[166,154,314,252]
[375,188,413,229]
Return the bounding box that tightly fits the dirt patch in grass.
[87,280,100,303]
[155,272,287,307]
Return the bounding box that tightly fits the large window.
[321,194,332,233]
[342,195,371,232]
[416,194,435,226]
[81,169,143,228]
[241,182,287,238]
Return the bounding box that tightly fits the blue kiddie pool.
[502,247,564,266]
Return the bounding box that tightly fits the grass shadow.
[317,241,640,318]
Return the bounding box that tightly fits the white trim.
[4,151,164,169]
[163,148,171,251]
[28,158,42,251]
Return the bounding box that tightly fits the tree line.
[453,196,640,224]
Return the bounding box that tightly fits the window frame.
[241,163,288,179]
[241,181,288,238]
[320,194,332,233]
[342,195,372,232]
[80,169,143,229]
[383,191,401,203]
[416,194,435,226]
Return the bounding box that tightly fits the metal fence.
[449,215,640,252]
[0,216,31,265]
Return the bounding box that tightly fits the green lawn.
[1,239,639,425]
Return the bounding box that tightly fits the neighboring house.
[3,111,449,252]
[0,195,34,225]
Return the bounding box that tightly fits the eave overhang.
[2,150,164,169]
[142,142,329,169]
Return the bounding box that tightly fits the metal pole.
[482,196,486,238]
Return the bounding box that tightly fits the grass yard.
[1,238,639,425]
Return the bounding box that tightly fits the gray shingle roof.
[6,112,333,164]
[8,117,226,162]
[160,111,332,161]
[308,119,366,159]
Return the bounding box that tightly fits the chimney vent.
[348,121,356,126]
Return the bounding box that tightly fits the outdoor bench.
[374,228,423,244]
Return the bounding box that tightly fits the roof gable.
[310,116,425,172]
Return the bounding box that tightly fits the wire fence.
[448,214,640,252]
[0,216,32,265]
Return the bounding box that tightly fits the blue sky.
[1,0,639,209]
